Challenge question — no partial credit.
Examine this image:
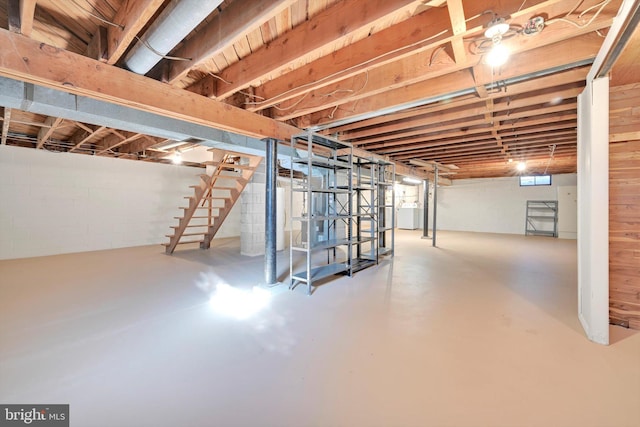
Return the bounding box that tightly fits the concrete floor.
[0,230,639,427]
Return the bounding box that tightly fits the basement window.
[520,175,552,186]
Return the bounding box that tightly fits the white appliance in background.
[397,203,422,230]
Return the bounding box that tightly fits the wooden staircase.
[164,148,263,254]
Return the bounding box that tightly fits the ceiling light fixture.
[486,44,510,67]
[172,151,182,164]
[484,17,510,39]
[517,161,527,172]
[484,17,511,67]
[402,177,422,184]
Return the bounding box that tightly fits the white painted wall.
[557,185,578,239]
[0,145,240,260]
[577,77,610,345]
[435,174,577,235]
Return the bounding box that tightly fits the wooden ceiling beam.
[7,0,37,36]
[278,31,603,122]
[244,2,455,111]
[167,0,297,85]
[305,32,604,126]
[399,144,506,160]
[361,112,578,152]
[247,0,590,113]
[393,137,577,161]
[328,66,588,135]
[118,135,167,154]
[0,28,300,141]
[211,0,426,100]
[106,0,166,65]
[446,0,467,64]
[344,86,583,140]
[68,125,108,152]
[36,116,63,149]
[383,130,577,157]
[354,104,576,147]
[95,131,144,154]
[1,108,11,145]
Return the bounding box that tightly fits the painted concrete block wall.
[239,161,285,256]
[0,145,240,260]
[557,185,578,239]
[436,174,577,235]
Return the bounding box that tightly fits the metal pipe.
[309,59,593,131]
[264,138,277,285]
[124,0,224,75]
[422,178,429,239]
[432,165,438,247]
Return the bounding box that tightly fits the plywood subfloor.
[1,231,639,427]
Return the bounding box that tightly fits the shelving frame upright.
[376,160,395,257]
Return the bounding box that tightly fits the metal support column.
[432,165,438,247]
[264,138,277,285]
[421,178,430,239]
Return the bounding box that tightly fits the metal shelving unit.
[289,131,353,295]
[525,200,558,237]
[350,155,395,270]
[376,160,395,257]
[351,156,378,273]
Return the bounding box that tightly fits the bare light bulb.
[486,44,510,67]
[172,151,183,164]
[517,161,527,172]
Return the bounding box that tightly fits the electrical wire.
[244,29,449,107]
[272,71,368,112]
[208,72,233,85]
[546,0,611,28]
[69,0,123,29]
[132,35,192,61]
[70,0,191,61]
[543,144,556,174]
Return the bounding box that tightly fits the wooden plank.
[1,108,11,145]
[330,68,587,135]
[19,0,36,37]
[86,26,108,62]
[380,130,577,156]
[107,0,166,65]
[346,86,582,140]
[609,113,640,329]
[96,131,144,154]
[275,32,603,121]
[213,0,424,99]
[69,125,107,152]
[36,116,63,148]
[0,28,300,141]
[246,0,585,112]
[355,108,577,148]
[245,3,454,109]
[167,0,297,84]
[446,0,467,63]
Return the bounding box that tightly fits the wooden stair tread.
[203,162,255,169]
[165,232,209,237]
[166,149,262,255]
[180,205,229,209]
[163,240,203,246]
[210,186,239,190]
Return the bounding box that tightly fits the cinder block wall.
[0,145,240,260]
[240,162,285,256]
